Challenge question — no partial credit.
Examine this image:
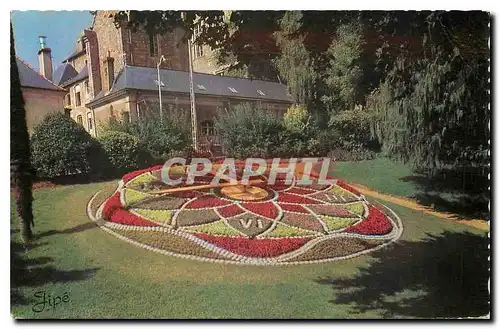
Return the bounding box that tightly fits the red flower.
[277,192,319,204]
[217,204,245,218]
[123,165,163,184]
[336,180,361,196]
[240,202,279,219]
[345,206,393,235]
[102,192,158,226]
[109,209,158,226]
[195,233,311,257]
[101,192,122,220]
[286,187,314,195]
[278,203,309,214]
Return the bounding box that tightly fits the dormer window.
[228,86,238,93]
[257,90,265,96]
[197,84,206,90]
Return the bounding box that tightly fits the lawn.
[333,158,418,198]
[332,158,489,220]
[11,178,489,319]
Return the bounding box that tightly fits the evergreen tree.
[10,22,34,242]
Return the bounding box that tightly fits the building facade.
[49,10,293,150]
[16,57,66,134]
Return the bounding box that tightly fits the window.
[65,93,71,106]
[87,113,93,130]
[197,84,206,90]
[149,32,159,57]
[75,92,81,106]
[64,108,71,117]
[257,90,265,96]
[194,44,203,58]
[77,115,83,125]
[228,87,238,93]
[201,120,215,136]
[84,81,90,96]
[122,111,130,123]
[222,100,230,111]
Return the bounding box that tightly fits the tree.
[274,11,318,109]
[10,22,34,242]
[370,11,490,181]
[322,19,365,112]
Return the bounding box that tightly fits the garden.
[10,104,489,318]
[10,11,490,319]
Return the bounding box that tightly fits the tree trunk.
[10,22,34,242]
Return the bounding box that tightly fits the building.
[50,10,293,149]
[15,55,66,134]
[86,65,293,146]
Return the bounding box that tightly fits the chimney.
[37,36,53,81]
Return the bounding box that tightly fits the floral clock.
[88,164,403,265]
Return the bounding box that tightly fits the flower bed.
[345,206,393,235]
[194,233,312,258]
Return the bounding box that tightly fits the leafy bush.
[306,128,341,157]
[31,112,104,178]
[327,106,379,160]
[98,131,146,174]
[283,104,310,133]
[215,103,284,158]
[101,111,191,162]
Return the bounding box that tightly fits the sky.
[11,11,94,71]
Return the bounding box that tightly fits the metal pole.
[157,62,163,122]
[188,39,198,152]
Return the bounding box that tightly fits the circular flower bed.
[88,164,403,265]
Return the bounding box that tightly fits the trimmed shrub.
[30,112,104,178]
[98,131,145,174]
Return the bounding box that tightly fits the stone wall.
[84,29,102,97]
[92,10,125,92]
[122,26,189,71]
[192,45,219,74]
[92,11,190,95]
[22,87,65,134]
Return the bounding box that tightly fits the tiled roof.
[53,62,78,86]
[60,65,88,87]
[15,57,66,92]
[103,65,293,103]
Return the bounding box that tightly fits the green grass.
[332,157,418,198]
[11,181,489,319]
[331,158,489,220]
